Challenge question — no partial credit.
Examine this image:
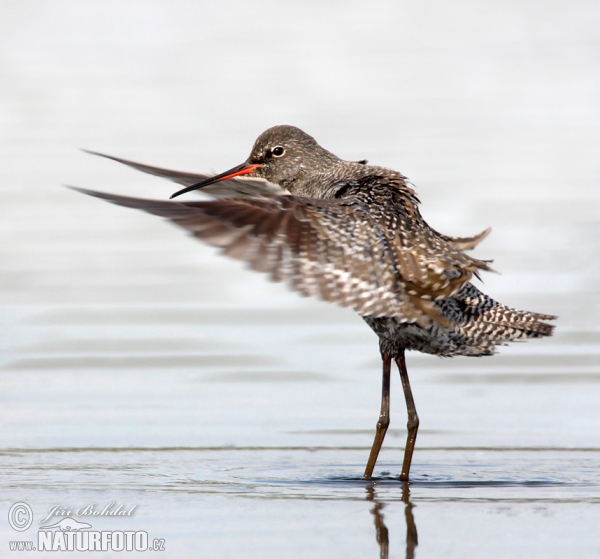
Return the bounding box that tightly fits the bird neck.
[285,161,417,203]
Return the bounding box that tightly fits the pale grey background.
[1,1,599,558]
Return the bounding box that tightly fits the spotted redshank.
[73,125,556,481]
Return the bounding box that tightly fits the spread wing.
[82,150,289,199]
[71,187,493,327]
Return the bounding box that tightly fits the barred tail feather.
[435,283,556,355]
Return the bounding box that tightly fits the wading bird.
[73,125,556,481]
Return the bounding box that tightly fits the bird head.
[170,125,340,199]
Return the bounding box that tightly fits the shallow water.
[2,1,600,557]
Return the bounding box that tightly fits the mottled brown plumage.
[73,125,556,481]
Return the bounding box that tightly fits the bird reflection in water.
[367,484,417,559]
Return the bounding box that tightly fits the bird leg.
[396,349,419,482]
[364,353,392,478]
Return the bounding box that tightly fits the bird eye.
[272,146,285,157]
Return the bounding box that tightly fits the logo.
[8,503,33,532]
[7,502,165,553]
[41,519,92,531]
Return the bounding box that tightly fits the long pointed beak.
[170,162,262,199]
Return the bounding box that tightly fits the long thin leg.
[364,353,392,478]
[396,349,419,482]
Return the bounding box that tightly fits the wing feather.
[82,150,288,199]
[70,187,493,327]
